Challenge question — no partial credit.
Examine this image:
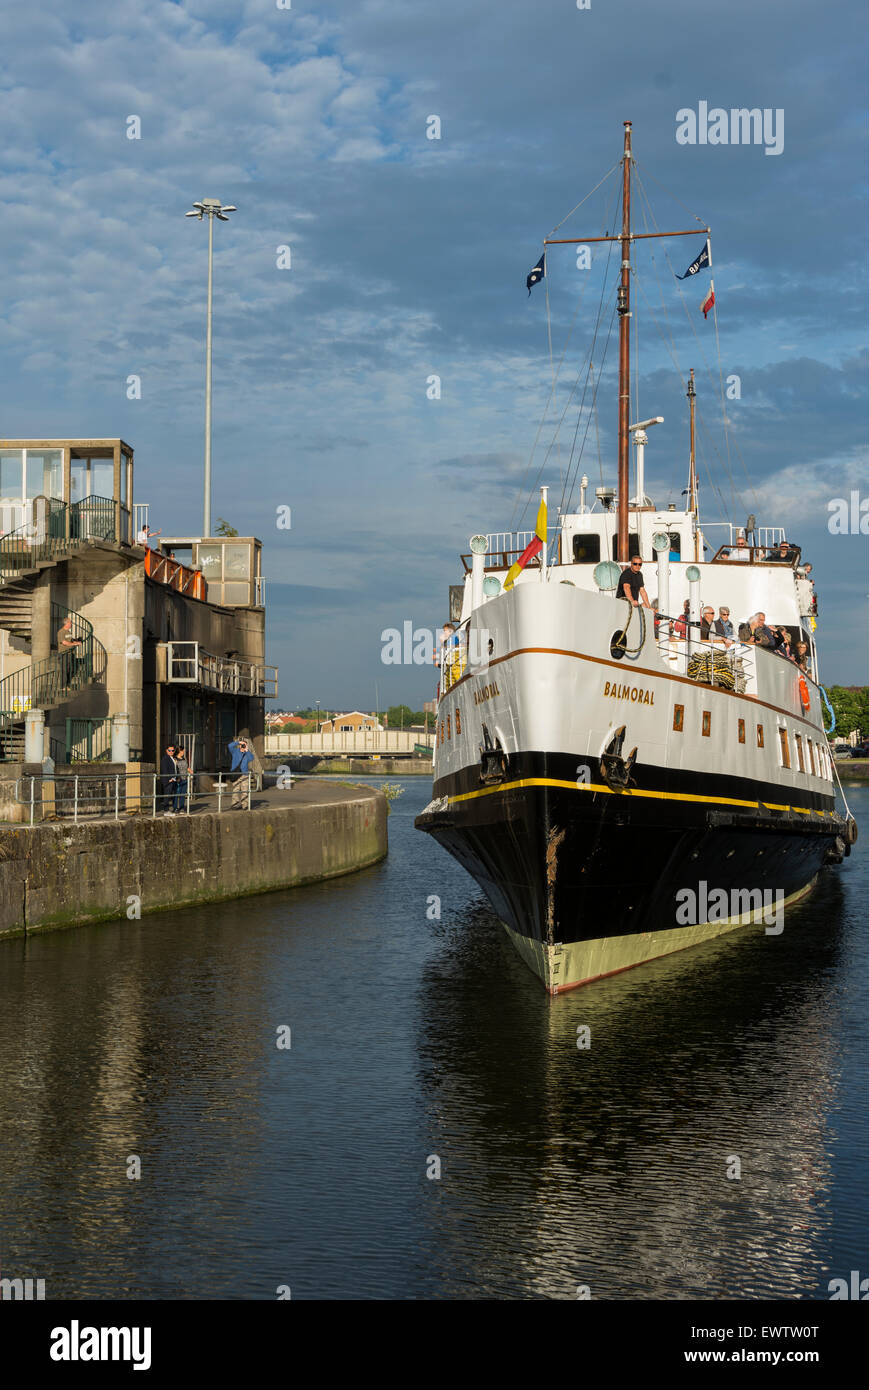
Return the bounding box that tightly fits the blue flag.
[526,252,545,295]
[676,239,710,280]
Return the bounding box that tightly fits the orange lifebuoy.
[798,674,810,711]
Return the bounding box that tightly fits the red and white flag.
[700,280,715,319]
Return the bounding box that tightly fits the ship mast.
[542,123,710,549]
[617,121,632,564]
[687,367,699,560]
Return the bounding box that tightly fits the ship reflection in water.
[0,780,865,1299]
[416,877,847,1299]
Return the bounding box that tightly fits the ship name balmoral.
[603,680,655,705]
[474,682,501,705]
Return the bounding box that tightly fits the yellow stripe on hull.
[503,878,817,994]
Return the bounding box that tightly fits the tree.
[214,518,239,537]
[826,686,869,740]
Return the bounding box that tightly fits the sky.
[0,0,866,710]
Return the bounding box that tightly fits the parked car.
[849,744,869,759]
[833,744,851,756]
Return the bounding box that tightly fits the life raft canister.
[798,674,810,711]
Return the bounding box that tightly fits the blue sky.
[0,0,866,709]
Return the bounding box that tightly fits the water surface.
[0,778,866,1299]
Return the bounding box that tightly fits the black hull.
[416,751,848,987]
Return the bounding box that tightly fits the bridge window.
[446,713,451,740]
[795,733,805,771]
[779,728,791,769]
[455,708,461,734]
[738,718,745,744]
[702,711,711,737]
[673,704,684,732]
[667,531,682,559]
[757,724,764,748]
[572,533,601,563]
[808,739,816,775]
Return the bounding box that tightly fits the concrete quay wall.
[0,783,387,940]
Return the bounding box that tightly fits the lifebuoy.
[798,674,810,711]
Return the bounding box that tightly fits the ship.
[415,121,857,994]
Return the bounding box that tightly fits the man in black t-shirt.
[615,556,651,608]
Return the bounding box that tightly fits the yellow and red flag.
[504,497,547,590]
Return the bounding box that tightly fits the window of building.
[572,533,601,563]
[702,711,711,737]
[0,448,62,504]
[795,733,805,772]
[757,724,764,748]
[779,728,790,768]
[70,456,114,502]
[738,718,745,744]
[673,704,684,732]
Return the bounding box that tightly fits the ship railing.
[655,623,756,694]
[460,529,562,572]
[11,767,288,825]
[436,616,495,695]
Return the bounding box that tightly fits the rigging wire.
[634,167,760,514]
[562,304,618,515]
[547,161,622,237]
[557,217,621,516]
[631,191,733,519]
[510,167,621,530]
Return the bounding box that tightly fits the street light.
[185,198,237,537]
[315,700,321,733]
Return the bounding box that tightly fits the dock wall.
[0,785,387,940]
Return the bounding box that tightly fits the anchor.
[600,725,637,790]
[479,723,508,785]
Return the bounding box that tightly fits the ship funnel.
[470,535,488,611]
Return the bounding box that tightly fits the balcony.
[165,641,277,698]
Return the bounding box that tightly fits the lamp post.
[185,198,237,537]
[316,700,321,733]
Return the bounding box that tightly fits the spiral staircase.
[0,498,113,762]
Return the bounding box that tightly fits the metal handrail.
[166,641,278,697]
[0,494,128,584]
[0,601,107,741]
[0,496,67,577]
[14,767,264,825]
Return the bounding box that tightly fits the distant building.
[320,711,381,733]
[0,437,277,770]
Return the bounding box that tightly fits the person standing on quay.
[173,745,189,814]
[160,743,178,816]
[228,736,254,810]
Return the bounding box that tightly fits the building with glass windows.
[0,439,275,778]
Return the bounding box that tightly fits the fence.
[14,769,260,825]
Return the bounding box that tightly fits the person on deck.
[715,607,734,641]
[673,598,691,639]
[730,534,750,561]
[615,556,651,609]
